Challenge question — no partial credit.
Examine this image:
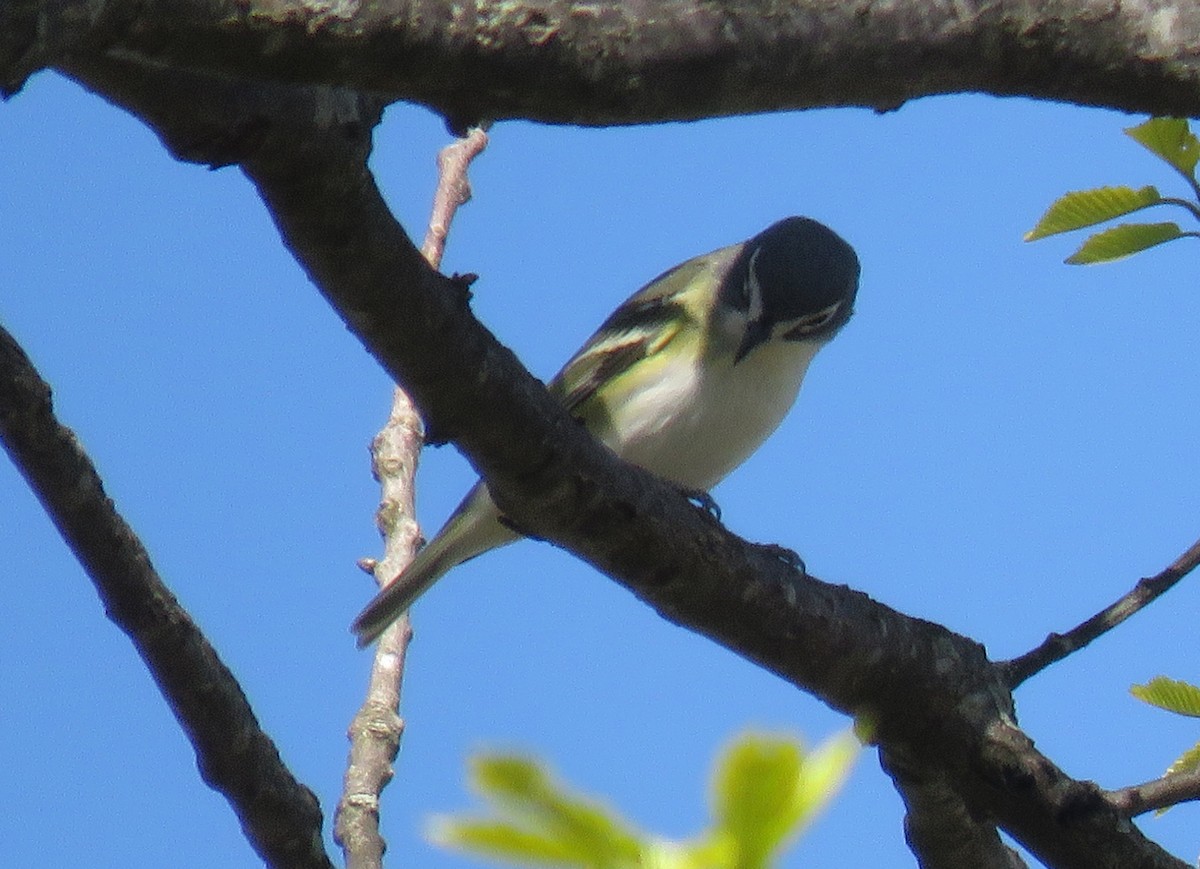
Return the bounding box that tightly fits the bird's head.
[724,216,861,362]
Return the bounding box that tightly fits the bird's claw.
[757,542,806,576]
[681,487,722,521]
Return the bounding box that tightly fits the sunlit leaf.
[434,735,855,869]
[1024,186,1162,240]
[793,732,858,823]
[641,838,714,869]
[1064,222,1185,264]
[429,818,583,865]
[1131,676,1200,717]
[1126,118,1200,180]
[713,735,803,869]
[712,732,857,869]
[459,755,646,866]
[1166,741,1200,778]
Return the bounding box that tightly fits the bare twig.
[421,126,490,266]
[334,127,491,868]
[0,322,333,869]
[1108,767,1200,817]
[1001,537,1200,688]
[334,391,422,869]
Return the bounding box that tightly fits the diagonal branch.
[6,0,1200,121]
[1002,537,1200,688]
[881,747,1028,869]
[0,322,333,869]
[1108,767,1200,817]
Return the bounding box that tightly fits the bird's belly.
[606,341,818,490]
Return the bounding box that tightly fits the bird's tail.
[351,483,516,646]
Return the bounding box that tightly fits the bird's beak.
[734,317,770,363]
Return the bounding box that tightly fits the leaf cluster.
[429,732,858,869]
[1026,118,1200,263]
[1131,677,1200,810]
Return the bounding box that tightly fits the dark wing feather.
[547,259,704,415]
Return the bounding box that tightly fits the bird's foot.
[757,542,806,576]
[680,487,722,522]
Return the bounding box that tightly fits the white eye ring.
[744,247,765,322]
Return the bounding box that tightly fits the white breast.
[605,338,820,490]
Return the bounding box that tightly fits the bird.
[352,216,860,646]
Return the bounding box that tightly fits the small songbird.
[353,216,860,646]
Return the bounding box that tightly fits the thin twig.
[1107,767,1200,817]
[1001,537,1200,688]
[334,392,422,869]
[334,125,491,869]
[421,126,491,266]
[0,323,333,869]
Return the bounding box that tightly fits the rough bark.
[4,1,1200,124]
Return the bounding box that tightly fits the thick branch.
[6,0,1200,122]
[882,747,1027,869]
[0,323,333,869]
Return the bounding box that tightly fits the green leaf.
[641,838,718,869]
[1126,118,1200,180]
[1024,186,1163,241]
[792,732,859,823]
[713,735,803,869]
[1064,222,1185,264]
[447,755,646,867]
[429,818,584,866]
[1166,741,1200,778]
[1131,676,1200,717]
[712,732,856,869]
[1144,744,1200,817]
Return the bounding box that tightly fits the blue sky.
[3,72,1200,867]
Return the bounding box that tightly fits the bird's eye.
[789,301,844,333]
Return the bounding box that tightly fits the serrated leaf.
[1131,676,1200,717]
[1064,222,1184,264]
[1024,186,1163,240]
[1126,118,1200,179]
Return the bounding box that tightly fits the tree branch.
[1002,537,1200,688]
[881,747,1028,869]
[335,126,490,868]
[0,322,333,869]
[1108,768,1200,817]
[6,0,1200,122]
[334,388,421,869]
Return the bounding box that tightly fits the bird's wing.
[548,257,711,415]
